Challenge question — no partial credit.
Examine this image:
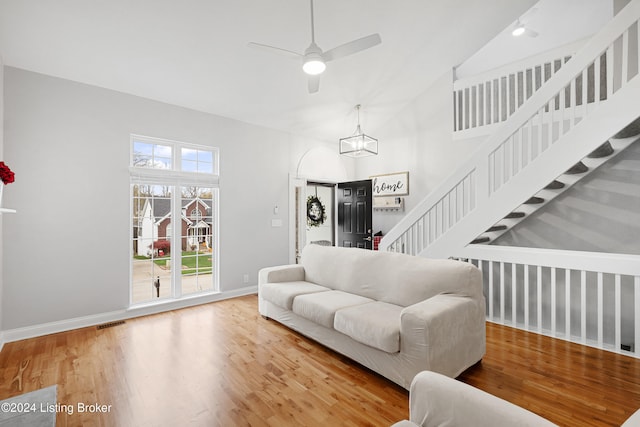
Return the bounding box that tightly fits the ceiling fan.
[512,7,539,38]
[512,19,538,37]
[248,0,381,94]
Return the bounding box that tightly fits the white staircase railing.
[379,0,640,258]
[453,39,585,138]
[453,245,640,359]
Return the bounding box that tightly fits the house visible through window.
[130,135,219,306]
[190,208,202,220]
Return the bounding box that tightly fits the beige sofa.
[258,244,486,389]
[392,370,640,427]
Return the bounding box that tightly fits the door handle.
[363,236,372,241]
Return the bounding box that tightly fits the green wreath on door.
[307,195,326,227]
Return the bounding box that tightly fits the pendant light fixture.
[339,104,378,157]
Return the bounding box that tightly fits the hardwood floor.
[462,322,640,426]
[0,294,638,426]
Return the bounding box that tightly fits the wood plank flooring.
[0,294,638,426]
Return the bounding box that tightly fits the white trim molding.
[1,287,257,345]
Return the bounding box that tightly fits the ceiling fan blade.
[247,42,303,60]
[323,33,381,62]
[308,75,320,94]
[524,28,539,38]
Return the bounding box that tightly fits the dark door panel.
[338,180,372,249]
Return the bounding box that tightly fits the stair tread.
[524,196,544,204]
[587,141,614,158]
[613,117,640,139]
[504,212,525,219]
[566,161,588,174]
[486,225,507,232]
[471,237,490,244]
[545,180,565,190]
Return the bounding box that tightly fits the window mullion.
[173,141,181,173]
[172,185,182,298]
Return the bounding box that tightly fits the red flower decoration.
[0,162,15,185]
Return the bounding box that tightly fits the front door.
[337,180,373,249]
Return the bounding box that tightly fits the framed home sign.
[370,171,409,197]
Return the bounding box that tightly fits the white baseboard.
[3,308,128,344]
[1,286,257,345]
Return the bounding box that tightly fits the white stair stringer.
[421,84,640,259]
[470,134,639,245]
[379,0,640,259]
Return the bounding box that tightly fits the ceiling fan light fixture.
[512,21,526,37]
[303,56,326,75]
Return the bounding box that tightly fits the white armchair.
[392,371,640,427]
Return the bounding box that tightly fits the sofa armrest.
[407,371,556,427]
[258,264,305,284]
[258,264,306,316]
[400,294,485,377]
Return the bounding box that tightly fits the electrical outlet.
[243,274,249,284]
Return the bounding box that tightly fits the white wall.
[0,57,4,344]
[1,67,332,331]
[355,69,481,236]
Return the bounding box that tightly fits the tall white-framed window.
[130,134,220,306]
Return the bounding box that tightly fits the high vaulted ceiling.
[1,0,607,143]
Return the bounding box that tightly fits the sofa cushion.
[334,301,403,353]
[261,281,331,310]
[292,290,374,329]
